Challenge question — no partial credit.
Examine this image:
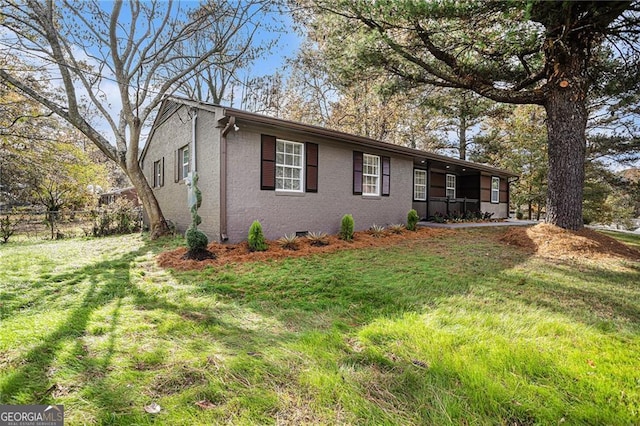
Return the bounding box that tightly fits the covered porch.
[411,155,516,221]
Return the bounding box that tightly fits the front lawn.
[0,228,638,425]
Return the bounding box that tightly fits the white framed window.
[362,154,380,196]
[414,169,427,201]
[491,176,500,203]
[446,174,456,199]
[276,139,304,192]
[153,159,163,188]
[178,145,190,181]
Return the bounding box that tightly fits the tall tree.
[421,89,503,160]
[1,79,109,213]
[171,1,281,106]
[473,105,549,220]
[305,0,640,230]
[0,0,271,238]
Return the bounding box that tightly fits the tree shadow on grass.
[497,260,640,329]
[0,239,295,425]
[0,247,141,404]
[174,233,533,332]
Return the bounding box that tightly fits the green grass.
[0,228,639,425]
[601,229,640,250]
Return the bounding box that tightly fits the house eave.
[221,107,518,178]
[154,96,517,178]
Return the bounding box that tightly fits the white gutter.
[191,108,198,174]
[219,115,236,242]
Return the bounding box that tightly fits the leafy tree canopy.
[299,0,640,229]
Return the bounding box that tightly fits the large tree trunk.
[541,15,591,232]
[544,86,587,230]
[126,160,169,239]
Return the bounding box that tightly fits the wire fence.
[0,204,143,243]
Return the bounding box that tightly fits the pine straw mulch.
[499,223,640,262]
[157,227,453,271]
[158,223,640,271]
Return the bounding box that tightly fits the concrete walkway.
[418,218,539,229]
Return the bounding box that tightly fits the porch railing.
[429,197,480,217]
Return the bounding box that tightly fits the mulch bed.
[499,223,640,261]
[157,227,452,271]
[157,223,640,271]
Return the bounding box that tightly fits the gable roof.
[142,97,518,178]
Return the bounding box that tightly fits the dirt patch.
[499,223,640,261]
[158,227,452,271]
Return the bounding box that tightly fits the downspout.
[219,115,235,242]
[191,108,198,173]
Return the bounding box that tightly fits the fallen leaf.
[587,359,596,368]
[144,402,162,414]
[195,400,216,410]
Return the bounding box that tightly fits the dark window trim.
[306,142,318,193]
[381,156,390,197]
[261,134,277,190]
[353,151,363,195]
[153,158,164,188]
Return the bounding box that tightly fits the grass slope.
[0,228,639,425]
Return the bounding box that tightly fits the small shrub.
[430,212,446,223]
[248,220,268,251]
[0,215,16,244]
[482,211,495,221]
[186,227,208,252]
[339,214,354,241]
[369,224,386,238]
[91,199,141,237]
[306,231,329,246]
[278,234,298,250]
[94,209,112,236]
[113,198,138,234]
[407,209,419,231]
[516,210,524,220]
[388,224,405,234]
[449,211,464,222]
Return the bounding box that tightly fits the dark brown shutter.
[306,142,318,193]
[161,157,165,187]
[381,156,390,196]
[174,150,179,183]
[261,134,276,190]
[353,151,363,195]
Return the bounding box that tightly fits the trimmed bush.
[183,172,214,260]
[248,220,268,251]
[407,209,419,231]
[340,214,354,241]
[186,227,208,252]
